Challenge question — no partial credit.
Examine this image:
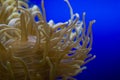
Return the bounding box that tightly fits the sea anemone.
[0,0,96,80]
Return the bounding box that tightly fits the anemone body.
[0,0,95,80]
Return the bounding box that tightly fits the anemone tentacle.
[0,0,95,80]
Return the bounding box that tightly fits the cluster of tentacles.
[0,0,96,80]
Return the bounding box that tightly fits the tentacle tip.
[65,21,69,24]
[81,66,87,70]
[91,20,96,24]
[64,0,68,2]
[83,12,86,16]
[93,55,96,59]
[75,13,80,18]
[93,20,96,23]
[33,5,38,9]
[8,46,12,49]
[42,0,44,3]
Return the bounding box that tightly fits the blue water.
[29,0,120,80]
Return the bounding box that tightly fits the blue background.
[29,0,120,80]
